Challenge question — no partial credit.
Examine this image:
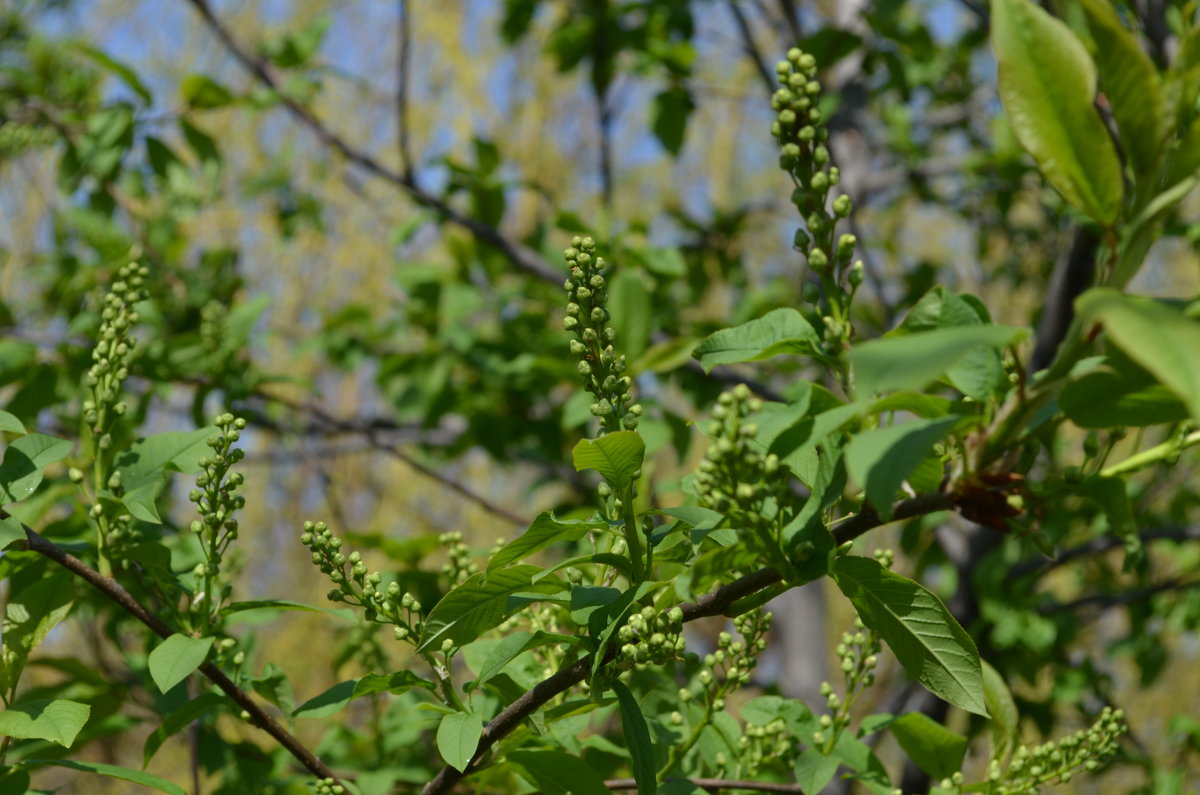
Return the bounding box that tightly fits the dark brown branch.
[6,517,343,787]
[774,0,804,46]
[230,388,526,525]
[726,0,776,97]
[830,492,955,546]
[1009,527,1200,580]
[607,777,803,793]
[179,0,563,284]
[364,430,528,527]
[419,492,953,794]
[395,0,414,178]
[1039,579,1198,614]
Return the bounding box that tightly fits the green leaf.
[181,74,233,109]
[115,427,218,491]
[0,699,90,747]
[436,710,483,772]
[1076,289,1200,423]
[1,573,75,692]
[609,269,653,364]
[1073,475,1142,571]
[1060,358,1190,428]
[147,634,214,694]
[831,556,988,716]
[143,692,225,766]
[889,286,1004,399]
[981,660,1019,765]
[247,662,295,716]
[265,15,330,68]
[571,432,646,491]
[0,411,26,435]
[0,434,72,505]
[829,732,894,794]
[793,747,840,793]
[471,630,575,687]
[508,749,611,795]
[111,427,218,525]
[992,0,1123,223]
[221,599,354,622]
[121,482,163,524]
[352,670,433,698]
[294,679,357,719]
[889,712,968,780]
[845,417,959,520]
[1110,176,1198,289]
[180,118,221,171]
[72,44,154,104]
[851,325,1027,397]
[651,86,694,156]
[488,513,603,572]
[417,565,557,653]
[692,308,820,371]
[1077,0,1167,179]
[0,515,25,549]
[23,759,185,795]
[612,680,656,795]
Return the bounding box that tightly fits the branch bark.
[419,492,955,795]
[4,514,343,788]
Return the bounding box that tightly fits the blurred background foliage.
[1,0,1198,792]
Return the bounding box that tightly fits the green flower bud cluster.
[562,236,642,433]
[439,531,477,585]
[694,385,790,561]
[313,777,345,795]
[739,714,798,777]
[199,300,227,354]
[212,635,242,668]
[772,49,863,338]
[814,616,881,752]
[616,605,686,668]
[988,706,1126,794]
[188,413,247,628]
[696,610,771,712]
[0,120,56,155]
[300,521,424,644]
[83,262,149,445]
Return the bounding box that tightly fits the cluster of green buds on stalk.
[695,385,791,570]
[813,613,882,754]
[301,521,425,645]
[563,236,642,434]
[188,413,247,634]
[772,47,862,355]
[617,605,685,667]
[980,706,1127,794]
[80,261,149,574]
[663,609,773,776]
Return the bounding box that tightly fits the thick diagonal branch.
[419,492,954,794]
[6,515,343,788]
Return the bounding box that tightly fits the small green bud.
[808,248,829,270]
[847,260,864,288]
[833,194,852,218]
